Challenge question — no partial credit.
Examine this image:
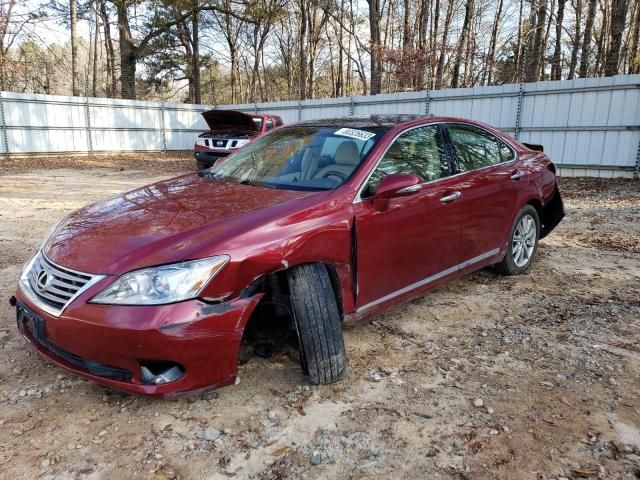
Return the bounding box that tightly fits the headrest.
[334,141,360,166]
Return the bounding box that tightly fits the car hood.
[43,174,313,275]
[201,109,259,132]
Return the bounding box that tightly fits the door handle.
[440,191,462,203]
[510,170,526,180]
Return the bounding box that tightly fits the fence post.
[425,89,431,115]
[160,102,167,153]
[297,100,302,122]
[514,82,525,140]
[635,139,640,179]
[350,96,355,116]
[0,92,8,159]
[84,96,93,154]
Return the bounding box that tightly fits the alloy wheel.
[512,214,537,268]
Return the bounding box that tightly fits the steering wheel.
[322,170,347,182]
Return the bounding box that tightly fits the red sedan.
[13,115,564,397]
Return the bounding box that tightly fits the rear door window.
[265,118,274,131]
[447,123,514,173]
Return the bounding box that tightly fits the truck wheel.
[494,205,540,275]
[287,264,347,385]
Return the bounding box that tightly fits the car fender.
[198,199,357,316]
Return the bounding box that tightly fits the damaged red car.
[193,109,283,170]
[13,115,564,397]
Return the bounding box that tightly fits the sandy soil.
[0,154,638,480]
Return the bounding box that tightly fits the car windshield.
[206,126,386,191]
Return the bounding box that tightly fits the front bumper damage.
[14,287,262,397]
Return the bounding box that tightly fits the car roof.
[291,115,514,140]
[295,114,428,129]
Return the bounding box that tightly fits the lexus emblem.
[36,269,52,293]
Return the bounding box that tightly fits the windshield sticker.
[334,128,376,141]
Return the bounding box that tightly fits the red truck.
[14,114,563,397]
[193,110,284,170]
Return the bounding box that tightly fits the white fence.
[1,74,639,178]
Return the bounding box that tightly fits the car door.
[354,124,464,310]
[444,123,520,262]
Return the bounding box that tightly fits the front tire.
[287,264,347,385]
[494,205,540,275]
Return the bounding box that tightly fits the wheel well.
[526,198,543,223]
[238,262,344,364]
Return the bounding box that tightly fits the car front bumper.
[14,286,262,397]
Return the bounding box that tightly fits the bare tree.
[70,0,79,95]
[578,0,598,77]
[452,0,473,87]
[567,0,582,78]
[367,0,383,94]
[604,0,628,75]
[551,0,565,79]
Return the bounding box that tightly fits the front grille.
[27,253,96,314]
[208,139,228,148]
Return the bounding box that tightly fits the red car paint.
[194,110,284,170]
[15,115,563,397]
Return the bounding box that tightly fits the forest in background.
[0,0,638,105]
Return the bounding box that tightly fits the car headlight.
[91,256,230,305]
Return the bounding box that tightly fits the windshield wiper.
[198,169,215,178]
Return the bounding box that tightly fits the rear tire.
[494,205,540,275]
[287,264,347,385]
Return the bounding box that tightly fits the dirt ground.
[0,153,638,480]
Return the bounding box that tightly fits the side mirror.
[374,173,423,200]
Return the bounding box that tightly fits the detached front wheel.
[494,205,540,275]
[287,264,347,385]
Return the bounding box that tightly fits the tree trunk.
[567,0,582,79]
[525,0,547,82]
[541,0,555,79]
[435,0,454,89]
[99,0,116,97]
[70,0,80,95]
[336,0,344,96]
[429,0,440,88]
[452,0,474,88]
[192,7,201,104]
[629,0,640,73]
[551,0,565,80]
[604,0,628,75]
[578,0,598,77]
[92,5,100,97]
[486,0,503,84]
[299,0,308,99]
[116,1,136,99]
[367,0,382,94]
[594,2,609,75]
[514,0,525,81]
